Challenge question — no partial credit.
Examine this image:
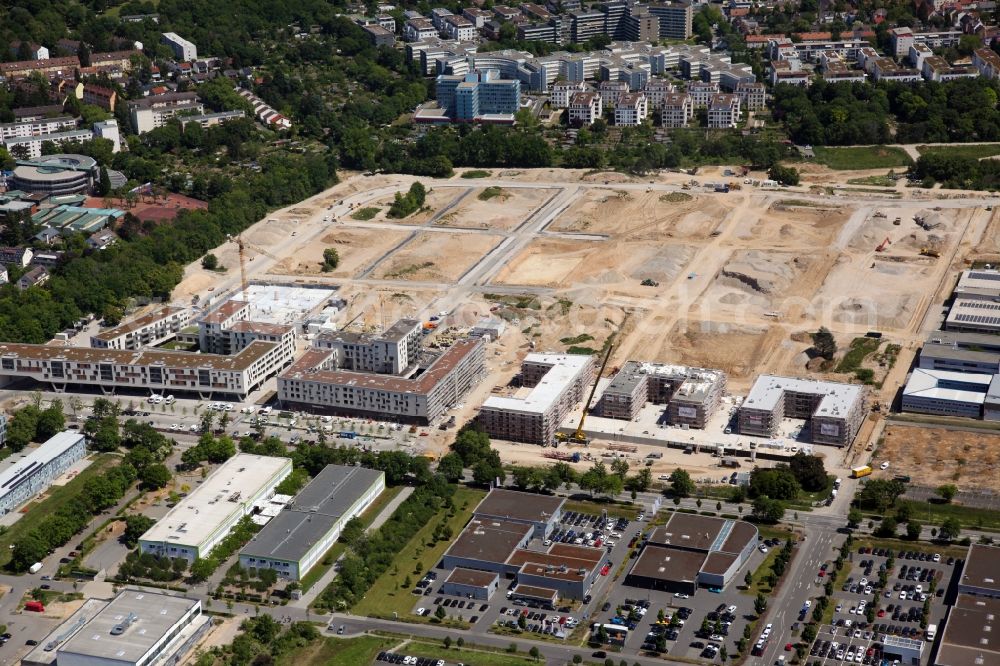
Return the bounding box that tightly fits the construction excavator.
[555,343,614,447]
[875,237,891,252]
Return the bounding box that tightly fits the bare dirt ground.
[372,232,503,282]
[548,190,730,239]
[270,227,411,279]
[878,425,1000,492]
[362,187,464,225]
[435,187,558,231]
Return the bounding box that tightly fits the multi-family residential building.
[567,91,602,124]
[128,92,204,134]
[646,1,694,40]
[707,93,740,127]
[599,361,727,427]
[91,307,191,350]
[278,338,485,424]
[0,116,77,141]
[660,92,693,127]
[312,319,422,375]
[435,69,521,121]
[82,84,118,112]
[463,7,493,28]
[973,47,1000,79]
[687,80,719,107]
[431,7,454,30]
[0,56,78,80]
[643,78,675,109]
[614,91,648,125]
[0,431,86,516]
[551,81,588,107]
[444,15,477,41]
[196,299,296,363]
[739,375,867,446]
[622,10,660,42]
[735,81,765,110]
[921,56,977,82]
[89,50,139,70]
[405,18,439,42]
[236,89,291,128]
[364,24,396,47]
[161,32,198,61]
[2,129,95,159]
[570,11,605,43]
[479,353,596,444]
[177,111,246,129]
[597,80,628,107]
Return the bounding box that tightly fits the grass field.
[846,175,897,187]
[276,635,395,666]
[351,487,485,619]
[0,453,117,569]
[813,146,912,170]
[836,337,882,373]
[374,634,549,665]
[351,207,381,221]
[895,499,1000,532]
[852,535,968,559]
[461,170,492,179]
[916,144,1000,160]
[299,486,404,592]
[743,526,795,597]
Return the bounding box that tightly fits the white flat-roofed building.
[567,91,602,125]
[0,116,77,141]
[239,465,385,580]
[614,91,648,126]
[954,268,1000,301]
[0,431,85,515]
[901,367,994,419]
[661,92,692,127]
[161,32,197,61]
[45,590,207,666]
[551,81,587,108]
[946,298,1000,334]
[479,352,595,444]
[739,374,866,446]
[139,454,292,562]
[128,93,204,134]
[707,93,740,128]
[91,306,190,350]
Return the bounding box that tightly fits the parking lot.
[805,545,960,666]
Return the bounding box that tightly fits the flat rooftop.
[446,519,532,563]
[57,590,199,663]
[474,488,564,524]
[926,330,1000,352]
[920,343,1000,367]
[956,269,1000,295]
[0,431,83,498]
[936,594,1000,666]
[240,465,383,563]
[629,544,706,584]
[481,353,592,416]
[961,543,1000,595]
[140,454,291,549]
[445,567,499,587]
[743,374,864,417]
[238,284,336,327]
[903,368,993,405]
[93,306,187,341]
[511,583,558,600]
[650,512,724,552]
[947,298,1000,332]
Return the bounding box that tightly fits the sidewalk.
[291,486,414,609]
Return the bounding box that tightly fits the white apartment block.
[687,81,719,108]
[161,32,198,61]
[405,18,439,42]
[707,93,740,128]
[92,119,121,153]
[443,15,477,41]
[0,116,77,141]
[660,92,693,127]
[597,80,628,108]
[551,81,587,108]
[128,92,204,134]
[568,91,602,125]
[197,300,296,363]
[2,129,95,159]
[91,306,191,350]
[614,92,648,126]
[735,81,765,110]
[642,79,675,109]
[0,431,86,515]
[973,48,1000,80]
[312,319,422,375]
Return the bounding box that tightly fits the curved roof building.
[12,154,98,195]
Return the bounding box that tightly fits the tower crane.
[556,343,615,446]
[229,234,281,296]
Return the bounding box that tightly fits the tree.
[811,327,838,361]
[847,509,863,528]
[340,516,365,547]
[321,248,340,272]
[529,646,540,661]
[750,467,800,500]
[98,166,112,197]
[669,468,695,497]
[875,517,898,538]
[123,514,156,547]
[802,623,817,643]
[768,164,800,186]
[788,453,828,492]
[435,605,447,620]
[610,457,629,479]
[140,463,171,490]
[201,253,219,270]
[744,570,753,588]
[857,479,906,512]
[754,592,768,615]
[11,531,48,572]
[939,517,961,541]
[906,520,922,541]
[443,636,452,649]
[436,452,464,483]
[751,496,786,523]
[937,484,958,503]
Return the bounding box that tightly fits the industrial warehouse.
[478,353,596,444]
[738,375,867,446]
[0,430,86,515]
[439,488,603,602]
[139,454,292,562]
[597,361,727,428]
[22,590,208,666]
[239,465,385,580]
[623,512,758,595]
[934,544,1000,666]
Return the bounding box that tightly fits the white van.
[164,395,175,405]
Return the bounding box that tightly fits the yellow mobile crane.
[556,344,614,446]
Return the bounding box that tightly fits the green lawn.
[377,634,549,665]
[916,144,1000,160]
[813,146,913,170]
[894,499,1000,532]
[742,525,795,597]
[0,453,118,569]
[852,534,968,559]
[276,635,396,666]
[461,170,492,179]
[846,175,897,187]
[351,207,381,221]
[299,486,404,592]
[836,337,882,373]
[351,487,485,619]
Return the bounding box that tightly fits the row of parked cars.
[810,640,884,664]
[376,653,446,666]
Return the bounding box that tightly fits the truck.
[925,624,937,641]
[28,562,42,574]
[24,601,44,612]
[851,465,873,479]
[339,431,357,440]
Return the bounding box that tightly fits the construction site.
[159,164,1000,475]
